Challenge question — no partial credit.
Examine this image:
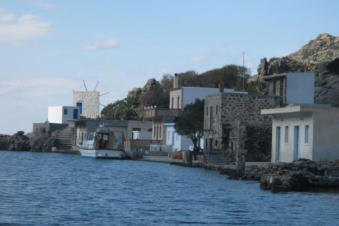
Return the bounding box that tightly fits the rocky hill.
[288,33,339,65]
[256,33,339,106]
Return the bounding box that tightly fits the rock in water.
[8,131,31,151]
[0,134,10,150]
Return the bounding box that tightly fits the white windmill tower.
[72,81,110,119]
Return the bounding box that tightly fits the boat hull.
[78,148,126,159]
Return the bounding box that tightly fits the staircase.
[55,126,75,150]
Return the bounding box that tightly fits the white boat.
[77,129,126,159]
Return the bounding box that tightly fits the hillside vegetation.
[101,65,260,120]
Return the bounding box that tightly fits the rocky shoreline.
[218,159,339,192]
[170,158,339,192]
[0,131,79,154]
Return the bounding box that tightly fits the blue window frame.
[64,108,68,115]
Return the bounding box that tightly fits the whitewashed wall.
[48,106,79,124]
[313,108,339,161]
[72,91,100,119]
[286,72,315,104]
[271,113,314,162]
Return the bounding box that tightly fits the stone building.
[72,91,100,119]
[203,92,281,162]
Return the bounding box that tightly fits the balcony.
[143,107,180,120]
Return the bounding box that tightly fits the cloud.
[0,8,51,44]
[84,39,118,51]
[29,0,55,10]
[191,55,205,63]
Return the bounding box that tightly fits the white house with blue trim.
[164,122,204,151]
[262,105,339,162]
[48,106,80,125]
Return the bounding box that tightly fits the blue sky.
[0,0,339,134]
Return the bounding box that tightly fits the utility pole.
[242,52,245,91]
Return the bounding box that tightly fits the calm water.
[0,151,338,225]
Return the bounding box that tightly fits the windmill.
[73,80,111,118]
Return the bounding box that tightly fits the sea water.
[0,151,338,225]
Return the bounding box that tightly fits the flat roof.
[261,104,336,115]
[263,72,314,80]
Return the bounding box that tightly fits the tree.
[174,99,204,154]
[101,96,140,120]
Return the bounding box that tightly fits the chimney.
[173,73,179,89]
[219,84,224,93]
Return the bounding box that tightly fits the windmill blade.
[94,81,99,91]
[83,80,88,91]
[100,91,110,97]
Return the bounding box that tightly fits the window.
[158,125,162,139]
[171,97,174,109]
[177,96,180,109]
[285,126,289,143]
[206,106,208,115]
[64,108,68,115]
[305,125,309,143]
[73,109,78,119]
[210,106,213,128]
[216,105,218,115]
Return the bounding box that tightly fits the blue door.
[276,127,281,161]
[76,102,82,114]
[294,126,299,160]
[73,109,79,119]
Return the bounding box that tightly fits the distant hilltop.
[257,33,339,76]
[255,33,339,107]
[288,33,339,65]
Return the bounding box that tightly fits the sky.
[0,0,339,135]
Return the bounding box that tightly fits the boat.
[77,128,126,159]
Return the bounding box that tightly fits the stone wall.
[204,93,281,163]
[72,91,100,119]
[244,124,272,162]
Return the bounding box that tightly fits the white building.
[169,86,236,109]
[48,106,80,124]
[262,105,339,162]
[166,85,246,151]
[164,122,204,151]
[263,72,315,105]
[72,91,100,119]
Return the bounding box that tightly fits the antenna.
[94,81,99,91]
[242,52,245,91]
[83,80,88,91]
